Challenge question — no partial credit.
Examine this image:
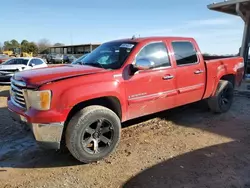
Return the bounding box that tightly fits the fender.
[59,80,128,121]
[211,65,236,96]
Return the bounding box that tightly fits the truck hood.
[13,64,106,87]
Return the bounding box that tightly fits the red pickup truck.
[8,37,244,163]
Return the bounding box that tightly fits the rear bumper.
[8,100,65,150]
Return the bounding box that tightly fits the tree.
[3,40,20,51]
[2,39,38,55]
[37,38,51,54]
[54,43,64,47]
[21,40,29,53]
[20,40,38,55]
[3,41,12,50]
[21,40,29,46]
[10,39,20,49]
[27,42,38,55]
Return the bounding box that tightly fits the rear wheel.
[207,80,234,113]
[65,105,121,163]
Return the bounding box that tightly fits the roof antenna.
[131,35,136,40]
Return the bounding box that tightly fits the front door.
[125,41,177,120]
[171,41,206,106]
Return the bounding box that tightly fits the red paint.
[14,64,107,87]
[8,37,244,124]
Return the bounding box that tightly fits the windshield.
[2,58,29,65]
[72,53,89,64]
[80,41,137,69]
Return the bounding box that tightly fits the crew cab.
[8,37,244,163]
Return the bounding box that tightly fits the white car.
[0,57,47,84]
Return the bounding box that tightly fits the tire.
[207,80,234,113]
[65,105,121,163]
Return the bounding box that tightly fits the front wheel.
[207,80,234,113]
[65,105,121,163]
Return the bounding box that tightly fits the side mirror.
[31,63,35,67]
[134,58,154,71]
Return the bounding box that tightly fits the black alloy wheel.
[81,119,114,155]
[66,105,121,163]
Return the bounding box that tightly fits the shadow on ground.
[0,104,81,168]
[122,95,250,187]
[0,89,10,97]
[123,140,250,188]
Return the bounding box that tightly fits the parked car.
[49,54,75,64]
[0,57,47,84]
[63,54,77,64]
[0,54,10,63]
[44,53,57,63]
[50,54,64,64]
[8,36,244,163]
[71,53,90,64]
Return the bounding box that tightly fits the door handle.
[194,70,204,74]
[163,75,174,80]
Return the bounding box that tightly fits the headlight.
[27,90,51,110]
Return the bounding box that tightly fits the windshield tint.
[81,41,137,69]
[2,58,29,65]
[72,53,89,64]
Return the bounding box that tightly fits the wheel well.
[220,74,235,88]
[65,96,122,124]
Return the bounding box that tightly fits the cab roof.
[108,36,195,43]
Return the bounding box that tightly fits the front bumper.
[9,108,64,150]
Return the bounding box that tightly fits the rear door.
[170,41,206,106]
[125,41,177,120]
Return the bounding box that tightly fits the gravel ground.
[0,85,250,188]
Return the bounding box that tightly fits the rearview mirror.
[134,58,154,71]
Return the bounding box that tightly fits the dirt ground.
[1,85,250,188]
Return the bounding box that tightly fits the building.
[50,43,101,57]
[208,0,250,75]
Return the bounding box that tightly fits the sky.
[0,0,245,55]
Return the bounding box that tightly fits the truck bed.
[203,56,244,99]
[202,55,235,61]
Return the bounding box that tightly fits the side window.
[30,59,36,65]
[136,42,171,68]
[172,41,198,66]
[35,59,44,65]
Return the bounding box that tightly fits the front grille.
[10,78,26,109]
